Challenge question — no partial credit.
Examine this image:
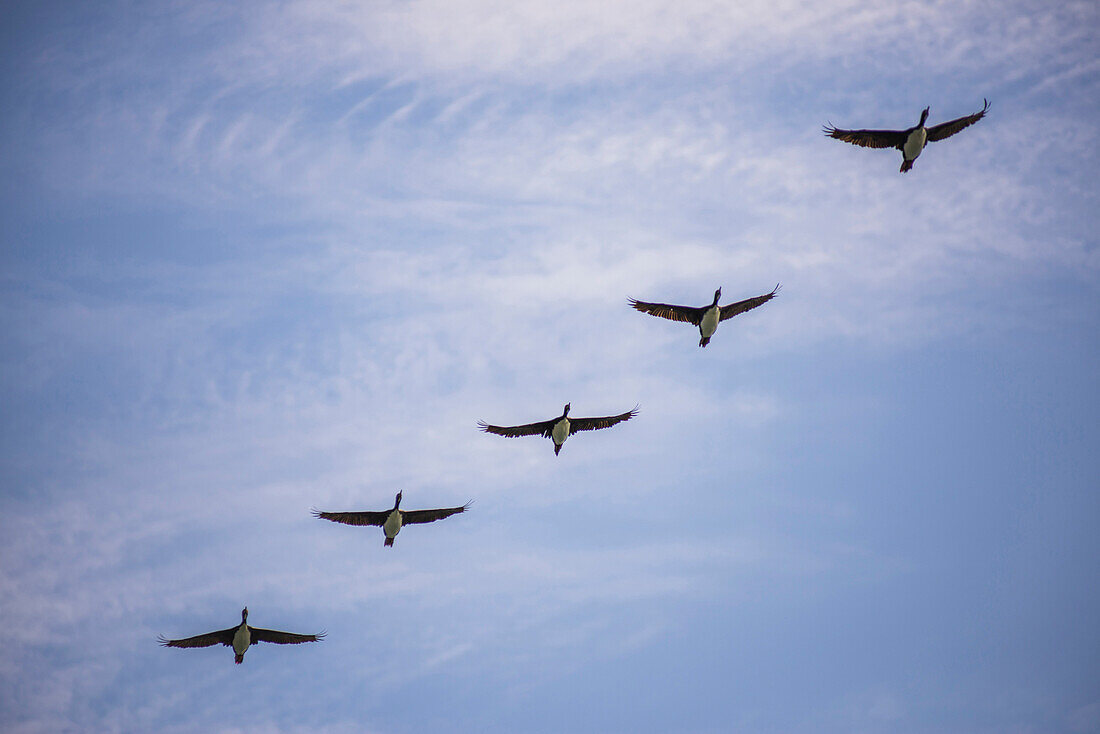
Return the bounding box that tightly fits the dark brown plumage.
[568,410,639,433]
[478,418,559,438]
[479,403,639,455]
[629,285,779,347]
[312,509,389,526]
[824,99,989,172]
[158,607,324,665]
[627,300,708,326]
[312,504,470,527]
[158,627,237,649]
[822,126,907,149]
[925,100,991,142]
[158,626,323,649]
[313,491,470,547]
[719,286,781,321]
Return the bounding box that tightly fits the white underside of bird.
[233,623,250,659]
[903,127,927,162]
[700,305,720,340]
[383,509,403,539]
[552,417,570,447]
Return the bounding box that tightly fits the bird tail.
[384,536,394,547]
[900,159,913,173]
[235,653,244,664]
[553,443,562,456]
[699,336,710,348]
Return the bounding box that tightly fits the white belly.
[552,417,570,446]
[233,624,250,656]
[903,128,926,160]
[383,509,403,538]
[700,306,720,339]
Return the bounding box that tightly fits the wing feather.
[158,627,236,649]
[312,509,390,526]
[628,298,705,326]
[248,627,326,645]
[926,99,989,142]
[401,501,472,525]
[823,124,907,149]
[478,419,556,438]
[719,284,780,322]
[569,406,639,433]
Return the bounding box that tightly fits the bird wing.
[312,509,391,526]
[158,626,237,649]
[477,418,557,438]
[248,627,326,645]
[569,406,639,433]
[926,99,989,142]
[628,298,706,326]
[823,124,907,149]
[401,501,472,525]
[719,284,780,322]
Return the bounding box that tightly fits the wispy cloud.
[3,1,1098,732]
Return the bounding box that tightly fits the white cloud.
[3,1,1098,731]
[234,0,1096,90]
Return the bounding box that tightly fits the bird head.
[714,287,722,304]
[563,403,571,416]
[241,607,248,622]
[920,107,930,125]
[394,491,403,508]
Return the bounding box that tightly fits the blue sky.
[1,1,1098,732]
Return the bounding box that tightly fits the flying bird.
[629,285,779,347]
[824,99,989,172]
[479,403,638,456]
[312,491,471,547]
[158,607,324,664]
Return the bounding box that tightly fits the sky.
[1,0,1098,732]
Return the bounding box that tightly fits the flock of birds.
[159,100,990,664]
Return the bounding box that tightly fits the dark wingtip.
[157,635,170,646]
[315,630,327,641]
[310,508,323,519]
[462,499,474,511]
[771,282,781,295]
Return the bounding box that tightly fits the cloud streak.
[2,1,1098,732]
